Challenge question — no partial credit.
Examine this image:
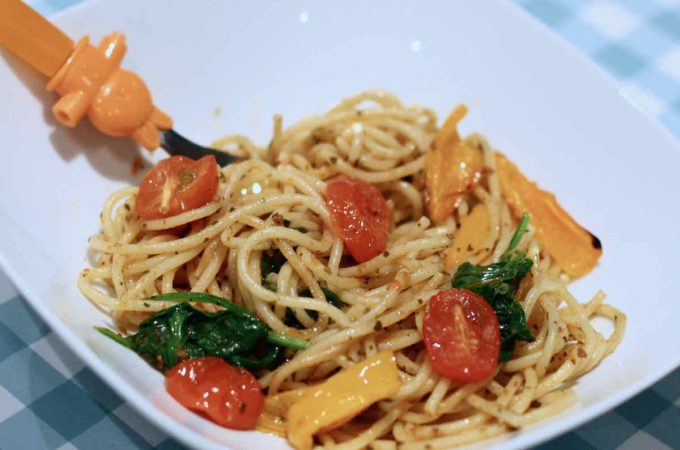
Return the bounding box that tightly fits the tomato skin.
[324,175,390,263]
[135,155,218,220]
[423,289,500,382]
[165,357,264,430]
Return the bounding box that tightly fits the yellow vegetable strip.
[257,388,311,437]
[444,203,492,270]
[494,152,602,277]
[434,104,468,151]
[286,350,402,450]
[426,105,484,224]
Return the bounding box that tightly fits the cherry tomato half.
[165,357,264,430]
[423,288,500,382]
[324,174,390,263]
[135,155,218,220]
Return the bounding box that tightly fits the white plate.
[1,0,679,449]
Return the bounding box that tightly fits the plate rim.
[2,0,680,449]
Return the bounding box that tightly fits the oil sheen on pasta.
[79,91,625,450]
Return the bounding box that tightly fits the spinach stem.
[266,331,311,350]
[505,212,530,255]
[94,326,133,349]
[149,292,250,316]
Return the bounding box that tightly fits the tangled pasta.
[79,91,625,449]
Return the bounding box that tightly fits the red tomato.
[324,174,389,262]
[135,155,218,220]
[165,357,264,430]
[423,289,500,382]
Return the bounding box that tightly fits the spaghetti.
[79,91,625,449]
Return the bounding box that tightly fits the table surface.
[2,1,680,449]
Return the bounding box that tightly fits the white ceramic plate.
[1,1,679,449]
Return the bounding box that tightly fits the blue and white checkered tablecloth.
[1,1,680,449]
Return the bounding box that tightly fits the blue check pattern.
[1,1,679,449]
[516,0,680,140]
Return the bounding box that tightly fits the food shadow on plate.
[2,49,152,183]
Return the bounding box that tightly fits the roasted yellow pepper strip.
[257,388,311,437]
[494,152,602,277]
[445,203,491,270]
[426,105,484,224]
[286,350,401,450]
[434,104,468,151]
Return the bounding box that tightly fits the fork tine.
[159,129,242,166]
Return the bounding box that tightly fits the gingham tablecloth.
[2,1,680,449]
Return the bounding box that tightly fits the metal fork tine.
[159,129,242,167]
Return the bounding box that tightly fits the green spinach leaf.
[261,249,287,290]
[452,213,535,361]
[259,249,344,328]
[96,292,309,371]
[284,287,344,328]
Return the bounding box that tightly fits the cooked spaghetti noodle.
[79,91,625,449]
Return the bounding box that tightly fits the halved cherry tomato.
[165,357,264,430]
[135,155,218,220]
[324,174,390,263]
[423,289,500,382]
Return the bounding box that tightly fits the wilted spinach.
[260,249,344,327]
[261,249,287,290]
[452,213,535,361]
[96,292,309,371]
[284,287,344,328]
